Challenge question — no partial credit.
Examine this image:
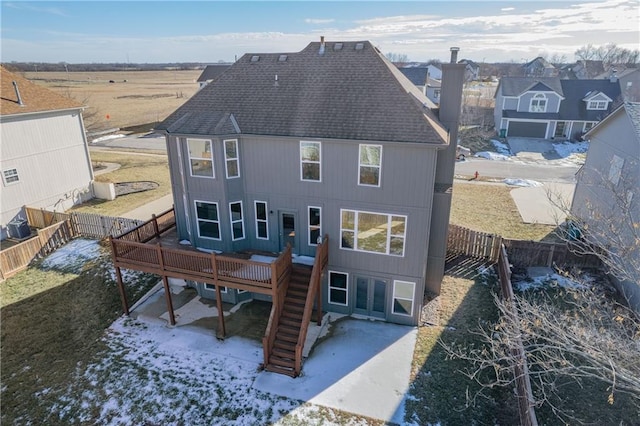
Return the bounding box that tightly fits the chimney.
[319,36,325,55]
[425,47,467,295]
[610,68,618,83]
[449,46,460,64]
[12,81,25,107]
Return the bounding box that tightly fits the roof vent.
[355,43,364,51]
[278,54,288,62]
[319,36,325,55]
[334,43,343,51]
[251,55,260,62]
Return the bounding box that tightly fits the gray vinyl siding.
[167,133,440,325]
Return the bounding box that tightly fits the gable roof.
[1,66,81,116]
[498,77,564,97]
[157,41,448,145]
[196,64,232,82]
[585,101,640,142]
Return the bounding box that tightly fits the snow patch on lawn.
[491,139,512,155]
[91,134,125,143]
[553,141,589,158]
[514,273,588,292]
[475,151,511,161]
[40,238,103,273]
[503,178,543,187]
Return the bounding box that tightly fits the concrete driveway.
[507,137,561,161]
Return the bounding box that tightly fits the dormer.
[583,91,612,110]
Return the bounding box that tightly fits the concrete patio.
[129,278,417,423]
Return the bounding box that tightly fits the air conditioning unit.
[7,218,31,239]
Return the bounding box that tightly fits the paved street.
[90,133,167,152]
[455,157,579,183]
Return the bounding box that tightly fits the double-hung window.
[224,139,240,178]
[340,209,407,256]
[2,168,19,185]
[255,201,269,240]
[195,201,220,240]
[300,141,321,181]
[328,271,348,305]
[187,139,214,178]
[308,206,321,246]
[359,144,382,186]
[229,201,245,240]
[392,280,415,316]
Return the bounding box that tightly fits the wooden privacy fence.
[447,224,502,262]
[1,207,149,281]
[26,207,143,240]
[0,219,76,280]
[497,244,538,426]
[502,239,601,270]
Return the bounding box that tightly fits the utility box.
[7,218,31,239]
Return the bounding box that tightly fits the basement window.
[2,168,19,185]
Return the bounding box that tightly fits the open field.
[23,70,201,131]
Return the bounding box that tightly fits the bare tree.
[385,52,410,66]
[443,282,640,424]
[575,43,640,70]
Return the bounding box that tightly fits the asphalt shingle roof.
[625,102,640,141]
[158,41,448,145]
[196,64,232,82]
[499,77,564,97]
[558,79,621,121]
[1,66,81,116]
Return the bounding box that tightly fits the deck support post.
[316,271,322,326]
[162,275,176,326]
[115,266,130,316]
[215,284,226,338]
[109,236,130,316]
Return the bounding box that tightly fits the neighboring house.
[153,40,465,329]
[595,68,640,102]
[571,102,640,312]
[401,63,443,81]
[0,67,94,240]
[196,64,232,90]
[494,76,621,139]
[426,76,442,106]
[458,59,480,81]
[523,57,558,77]
[397,67,441,106]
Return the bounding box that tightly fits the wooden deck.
[109,208,329,377]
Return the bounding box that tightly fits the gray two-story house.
[494,77,621,139]
[156,39,464,325]
[110,40,464,376]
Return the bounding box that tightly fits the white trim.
[587,100,608,110]
[2,168,20,185]
[340,209,407,257]
[187,138,215,178]
[254,200,269,240]
[529,93,548,113]
[583,121,597,133]
[194,200,221,241]
[392,280,415,317]
[308,206,322,246]
[229,201,245,241]
[300,140,321,182]
[358,144,382,187]
[204,283,227,293]
[223,139,240,179]
[328,271,349,306]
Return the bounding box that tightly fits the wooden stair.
[264,264,312,377]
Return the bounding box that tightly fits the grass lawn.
[405,260,518,425]
[451,181,555,240]
[73,150,171,216]
[0,240,159,425]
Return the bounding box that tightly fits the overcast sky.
[2,0,639,64]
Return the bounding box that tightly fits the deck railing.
[262,245,293,367]
[115,207,175,243]
[294,234,329,375]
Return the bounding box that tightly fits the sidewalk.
[120,194,174,221]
